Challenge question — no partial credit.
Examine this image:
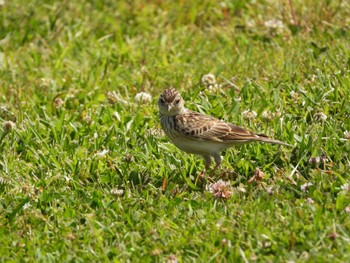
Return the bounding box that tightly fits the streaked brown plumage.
[158,88,291,178]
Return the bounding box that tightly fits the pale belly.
[167,135,234,155]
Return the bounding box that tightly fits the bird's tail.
[256,133,292,147]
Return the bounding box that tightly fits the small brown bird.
[158,88,291,179]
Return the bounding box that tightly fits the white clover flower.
[345,207,350,214]
[0,177,8,185]
[262,110,270,120]
[310,74,317,82]
[308,156,321,166]
[207,179,232,199]
[242,109,257,120]
[110,188,124,196]
[167,254,178,263]
[83,114,93,124]
[3,120,15,132]
[314,112,327,122]
[150,248,161,256]
[40,78,53,87]
[274,109,281,118]
[23,202,31,210]
[221,238,232,247]
[264,19,284,29]
[107,91,119,104]
[207,83,222,92]
[248,168,265,183]
[343,131,350,140]
[53,97,64,108]
[107,91,128,105]
[246,19,256,28]
[266,186,274,195]
[340,183,350,192]
[134,92,152,103]
[262,110,275,121]
[300,182,313,192]
[236,185,247,193]
[305,198,315,205]
[290,90,300,100]
[64,176,72,182]
[264,19,285,34]
[95,149,109,158]
[0,0,5,6]
[124,154,135,163]
[201,73,217,86]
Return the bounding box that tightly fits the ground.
[0,0,349,262]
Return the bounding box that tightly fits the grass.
[0,0,350,261]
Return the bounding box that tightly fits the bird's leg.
[197,167,207,178]
[208,153,223,179]
[195,165,209,184]
[195,155,211,184]
[208,162,221,178]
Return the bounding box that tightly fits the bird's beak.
[166,105,172,112]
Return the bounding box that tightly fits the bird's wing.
[175,110,259,143]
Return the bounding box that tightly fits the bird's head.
[158,88,185,116]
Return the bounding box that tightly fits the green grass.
[1,0,350,261]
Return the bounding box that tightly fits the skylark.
[158,88,291,179]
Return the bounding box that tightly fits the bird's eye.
[159,98,165,104]
[175,99,180,105]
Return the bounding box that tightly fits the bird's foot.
[195,168,206,185]
[195,168,216,185]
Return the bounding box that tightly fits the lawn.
[0,0,349,262]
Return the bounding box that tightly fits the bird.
[158,88,291,181]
